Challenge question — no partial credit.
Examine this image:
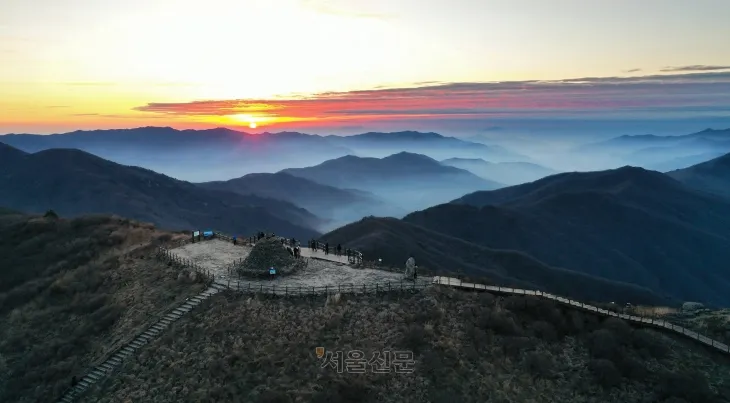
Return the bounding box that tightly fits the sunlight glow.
[229,114,260,129]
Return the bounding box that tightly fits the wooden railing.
[310,240,363,264]
[214,278,432,295]
[433,276,730,355]
[157,247,214,284]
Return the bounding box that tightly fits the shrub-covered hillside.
[84,287,730,403]
[0,211,206,403]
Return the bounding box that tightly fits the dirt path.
[299,247,351,264]
[222,258,423,291]
[171,239,252,280]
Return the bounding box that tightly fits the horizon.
[2,124,730,139]
[2,0,730,136]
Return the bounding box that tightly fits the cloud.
[71,113,100,116]
[623,68,642,73]
[133,71,730,130]
[660,65,730,72]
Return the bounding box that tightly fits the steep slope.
[0,146,321,238]
[419,167,730,305]
[324,130,530,162]
[666,152,730,199]
[0,212,206,403]
[281,152,503,211]
[83,287,730,403]
[440,157,558,185]
[198,172,407,230]
[0,141,28,167]
[320,217,666,305]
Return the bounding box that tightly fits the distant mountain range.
[324,131,529,162]
[575,128,730,171]
[440,157,558,185]
[0,142,321,239]
[667,152,730,199]
[198,172,407,231]
[281,152,504,211]
[0,127,529,182]
[0,127,356,182]
[324,163,730,306]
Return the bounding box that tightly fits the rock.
[238,238,305,278]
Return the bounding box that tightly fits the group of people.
[307,240,350,257]
[286,245,302,258]
[255,231,275,241]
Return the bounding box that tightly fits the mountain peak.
[356,131,444,140]
[0,141,26,155]
[441,157,488,163]
[382,151,439,164]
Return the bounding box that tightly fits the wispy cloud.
[622,68,642,73]
[660,65,730,72]
[132,71,730,133]
[71,113,100,116]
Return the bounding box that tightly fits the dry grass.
[83,287,730,403]
[0,214,206,403]
[631,305,680,317]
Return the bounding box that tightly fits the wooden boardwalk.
[432,276,730,355]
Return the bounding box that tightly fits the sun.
[229,114,259,129]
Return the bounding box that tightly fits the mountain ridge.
[0,144,321,238]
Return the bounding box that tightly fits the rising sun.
[229,114,258,129]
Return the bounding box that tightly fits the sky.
[1,0,730,136]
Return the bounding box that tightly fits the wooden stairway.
[57,283,225,403]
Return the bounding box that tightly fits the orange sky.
[1,0,729,134]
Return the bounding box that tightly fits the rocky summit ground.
[81,286,730,403]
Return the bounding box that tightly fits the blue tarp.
[203,231,213,237]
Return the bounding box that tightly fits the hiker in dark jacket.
[336,244,342,256]
[325,242,329,255]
